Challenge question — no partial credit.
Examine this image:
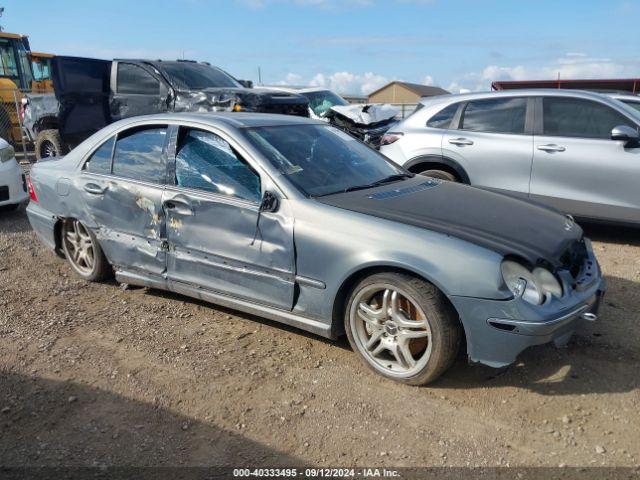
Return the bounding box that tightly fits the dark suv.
[24,57,309,158]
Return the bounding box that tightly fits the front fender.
[291,200,509,324]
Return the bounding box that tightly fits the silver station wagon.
[27,113,604,385]
[381,89,640,226]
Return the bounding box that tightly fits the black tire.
[61,219,111,282]
[35,129,67,160]
[418,169,458,182]
[344,272,461,386]
[0,203,20,213]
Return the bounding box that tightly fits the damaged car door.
[163,126,296,310]
[110,62,170,122]
[81,125,169,275]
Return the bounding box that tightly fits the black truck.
[23,56,309,158]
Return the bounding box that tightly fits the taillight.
[380,132,403,146]
[27,175,39,203]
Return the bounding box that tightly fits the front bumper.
[449,243,605,368]
[0,159,28,207]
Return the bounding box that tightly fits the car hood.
[317,177,582,267]
[326,104,399,126]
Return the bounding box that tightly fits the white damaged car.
[0,138,28,212]
[259,86,399,147]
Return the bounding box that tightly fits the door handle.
[448,138,474,146]
[83,183,107,195]
[163,197,193,215]
[537,144,566,152]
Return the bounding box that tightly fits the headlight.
[501,260,563,305]
[0,145,15,163]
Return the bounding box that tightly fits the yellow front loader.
[0,32,53,144]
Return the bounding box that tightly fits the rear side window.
[175,129,261,203]
[543,97,632,139]
[117,63,160,95]
[112,127,167,183]
[461,97,527,134]
[426,103,458,129]
[84,137,114,174]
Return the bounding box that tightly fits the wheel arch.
[33,115,59,135]
[52,217,65,258]
[405,155,470,184]
[330,263,465,344]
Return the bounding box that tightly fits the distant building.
[367,81,449,104]
[341,94,367,104]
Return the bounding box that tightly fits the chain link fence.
[0,87,43,167]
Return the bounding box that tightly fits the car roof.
[607,93,640,101]
[419,88,621,105]
[110,112,326,129]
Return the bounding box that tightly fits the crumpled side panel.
[24,93,60,137]
[174,90,238,113]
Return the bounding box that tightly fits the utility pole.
[0,7,5,32]
[258,66,262,86]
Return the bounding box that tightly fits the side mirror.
[611,125,640,147]
[238,79,254,89]
[259,191,279,212]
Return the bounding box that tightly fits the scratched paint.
[136,197,156,216]
[169,217,182,233]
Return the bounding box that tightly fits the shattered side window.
[175,129,261,203]
[84,136,114,174]
[112,127,167,184]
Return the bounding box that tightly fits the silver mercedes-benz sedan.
[26,112,603,385]
[380,89,640,226]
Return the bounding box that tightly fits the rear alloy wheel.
[345,273,461,385]
[61,219,111,281]
[419,169,458,182]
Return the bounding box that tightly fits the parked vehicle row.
[381,89,640,226]
[26,112,604,385]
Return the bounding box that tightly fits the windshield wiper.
[335,173,414,195]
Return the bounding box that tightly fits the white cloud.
[448,54,640,92]
[278,71,390,95]
[422,75,434,86]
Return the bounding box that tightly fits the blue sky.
[3,0,639,94]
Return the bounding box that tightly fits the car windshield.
[243,124,410,197]
[158,62,242,90]
[302,90,349,116]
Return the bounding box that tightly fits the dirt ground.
[0,204,639,470]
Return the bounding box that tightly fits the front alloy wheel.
[345,273,461,385]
